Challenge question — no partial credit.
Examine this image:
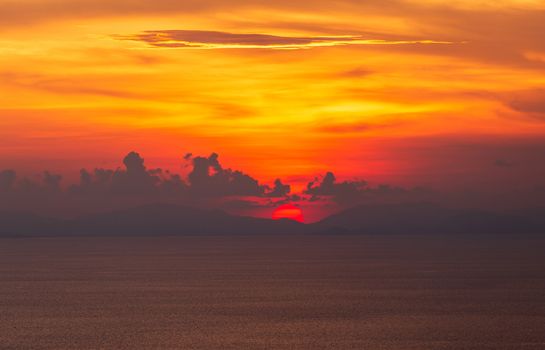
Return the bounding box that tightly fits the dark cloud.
[43,171,63,192]
[69,152,162,197]
[221,199,265,210]
[265,179,291,198]
[115,30,448,49]
[121,30,330,46]
[506,89,545,121]
[2,0,545,68]
[188,153,265,197]
[289,194,302,202]
[158,173,189,195]
[221,194,303,215]
[70,168,114,195]
[18,171,63,194]
[270,194,303,206]
[304,171,436,206]
[70,152,186,198]
[0,150,298,220]
[0,171,65,211]
[305,172,367,204]
[69,151,286,203]
[4,0,545,74]
[110,152,161,195]
[1,145,544,219]
[2,151,275,216]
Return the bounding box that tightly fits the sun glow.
[272,205,305,223]
[0,0,544,194]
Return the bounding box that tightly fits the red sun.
[272,204,304,223]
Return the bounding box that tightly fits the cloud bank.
[0,151,300,217]
[1,149,544,220]
[304,171,433,206]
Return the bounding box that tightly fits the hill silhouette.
[312,203,545,235]
[1,202,544,237]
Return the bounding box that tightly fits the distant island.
[1,203,544,237]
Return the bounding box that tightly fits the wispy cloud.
[115,30,453,50]
[506,89,545,121]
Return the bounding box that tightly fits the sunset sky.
[1,0,545,220]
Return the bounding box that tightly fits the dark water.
[1,235,545,349]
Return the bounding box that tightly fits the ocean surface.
[1,235,545,349]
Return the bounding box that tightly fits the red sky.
[1,0,545,220]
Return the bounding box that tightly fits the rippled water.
[1,235,545,349]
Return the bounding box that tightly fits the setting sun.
[272,204,304,223]
[1,1,545,348]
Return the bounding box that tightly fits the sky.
[1,0,545,221]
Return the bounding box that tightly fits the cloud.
[0,72,155,101]
[115,30,452,50]
[0,150,304,218]
[305,172,367,204]
[506,89,545,121]
[0,170,17,192]
[187,153,266,197]
[2,151,281,216]
[335,67,374,79]
[2,145,544,218]
[315,121,406,134]
[70,168,113,195]
[70,152,182,197]
[69,151,287,201]
[265,179,291,198]
[220,199,265,210]
[110,152,161,195]
[494,159,515,168]
[5,0,545,80]
[158,173,189,195]
[0,170,64,205]
[304,171,435,206]
[43,171,63,191]
[2,0,544,68]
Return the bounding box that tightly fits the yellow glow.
[0,0,544,184]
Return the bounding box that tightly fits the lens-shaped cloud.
[115,30,453,50]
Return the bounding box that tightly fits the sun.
[272,204,304,223]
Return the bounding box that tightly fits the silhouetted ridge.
[0,211,63,237]
[1,203,544,237]
[1,204,303,237]
[314,203,545,235]
[71,203,308,236]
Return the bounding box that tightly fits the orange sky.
[1,0,545,194]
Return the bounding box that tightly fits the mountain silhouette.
[0,204,303,237]
[312,202,545,235]
[1,202,544,237]
[68,203,303,236]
